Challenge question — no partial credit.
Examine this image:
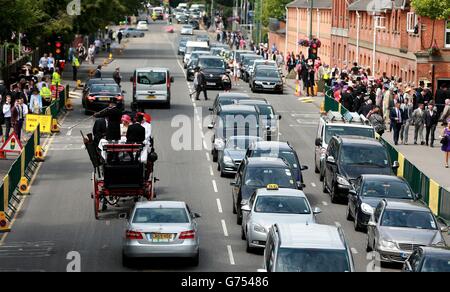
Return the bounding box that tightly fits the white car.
[181,25,194,35]
[136,21,149,31]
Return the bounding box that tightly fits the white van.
[177,3,189,9]
[131,68,174,109]
[184,41,209,64]
[191,4,206,12]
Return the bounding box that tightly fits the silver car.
[241,186,321,253]
[366,199,447,265]
[120,28,145,38]
[122,201,201,266]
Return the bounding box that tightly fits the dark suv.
[231,157,298,224]
[322,136,399,203]
[198,56,227,89]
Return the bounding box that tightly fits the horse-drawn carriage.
[83,133,158,220]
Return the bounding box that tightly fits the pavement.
[0,22,447,272]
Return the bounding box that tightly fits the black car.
[403,247,450,272]
[186,52,210,80]
[198,56,227,89]
[177,14,189,24]
[323,136,399,203]
[236,99,282,141]
[82,78,116,103]
[231,157,298,224]
[189,20,200,30]
[347,175,419,231]
[250,65,284,94]
[240,54,263,82]
[209,92,251,118]
[208,104,262,162]
[83,83,124,114]
[246,141,307,189]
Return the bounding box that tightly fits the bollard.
[51,119,60,133]
[19,177,30,195]
[35,145,45,162]
[0,212,10,233]
[65,98,74,111]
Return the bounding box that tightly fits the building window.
[407,12,418,33]
[446,21,450,48]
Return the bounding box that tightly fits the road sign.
[1,133,23,154]
[25,114,53,134]
[0,212,10,232]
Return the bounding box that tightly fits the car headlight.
[223,156,233,165]
[255,81,263,85]
[214,138,225,150]
[360,203,374,215]
[433,241,447,247]
[253,224,267,233]
[380,239,397,250]
[336,175,350,186]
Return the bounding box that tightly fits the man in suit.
[127,114,146,144]
[424,102,439,147]
[412,103,426,145]
[95,101,123,142]
[195,67,208,101]
[93,117,107,148]
[400,97,414,145]
[390,102,404,145]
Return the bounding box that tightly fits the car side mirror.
[315,138,323,147]
[348,189,357,197]
[277,115,282,120]
[415,193,423,200]
[241,205,251,212]
[209,107,214,111]
[392,161,400,169]
[170,76,175,83]
[130,77,134,83]
[367,220,376,227]
[207,124,214,130]
[301,165,309,171]
[440,226,449,233]
[313,207,322,215]
[230,182,236,186]
[192,212,201,219]
[326,156,336,165]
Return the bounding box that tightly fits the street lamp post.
[372,14,385,76]
[309,0,313,40]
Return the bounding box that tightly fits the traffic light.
[54,38,65,61]
[309,45,318,60]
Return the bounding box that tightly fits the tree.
[262,0,290,26]
[411,0,450,48]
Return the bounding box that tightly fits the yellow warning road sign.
[25,114,53,134]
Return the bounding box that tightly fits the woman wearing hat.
[120,115,132,142]
[441,119,450,168]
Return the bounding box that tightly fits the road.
[0,22,397,272]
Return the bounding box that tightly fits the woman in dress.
[441,119,450,168]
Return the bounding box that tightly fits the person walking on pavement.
[117,31,123,45]
[195,67,208,101]
[441,119,450,168]
[412,103,426,145]
[367,106,386,137]
[113,67,122,86]
[72,54,80,81]
[390,102,404,145]
[88,45,96,64]
[400,97,413,145]
[3,95,12,139]
[424,102,439,147]
[440,99,450,126]
[94,65,102,78]
[11,97,28,141]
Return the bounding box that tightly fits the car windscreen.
[361,180,414,199]
[90,84,120,94]
[182,26,192,29]
[244,167,295,188]
[199,58,225,69]
[243,56,262,66]
[137,71,166,85]
[227,137,261,150]
[340,144,389,168]
[218,113,260,134]
[276,248,351,272]
[255,68,280,78]
[187,46,209,54]
[133,208,189,224]
[421,256,450,272]
[252,150,299,169]
[325,125,375,144]
[380,209,437,230]
[257,105,275,117]
[254,196,310,214]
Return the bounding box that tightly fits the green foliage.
[411,0,450,20]
[262,0,290,26]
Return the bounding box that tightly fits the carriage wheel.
[92,172,100,220]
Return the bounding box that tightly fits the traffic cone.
[76,80,82,89]
[320,101,326,114]
[51,119,60,133]
[35,145,45,162]
[295,80,300,97]
[0,212,10,233]
[109,53,113,60]
[65,98,74,111]
[19,177,30,195]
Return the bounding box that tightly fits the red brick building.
[331,0,450,91]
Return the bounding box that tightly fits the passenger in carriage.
[120,114,132,142]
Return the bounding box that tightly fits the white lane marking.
[322,201,329,206]
[311,183,317,188]
[66,129,73,136]
[194,107,198,114]
[221,220,229,237]
[193,102,197,107]
[216,199,223,213]
[206,152,211,161]
[209,165,214,176]
[351,248,358,255]
[212,180,218,193]
[196,115,200,122]
[227,245,236,265]
[335,222,342,228]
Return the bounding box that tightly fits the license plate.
[207,82,216,86]
[147,95,156,99]
[263,85,275,89]
[149,233,173,242]
[98,97,110,101]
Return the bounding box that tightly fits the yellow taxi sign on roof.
[266,184,279,190]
